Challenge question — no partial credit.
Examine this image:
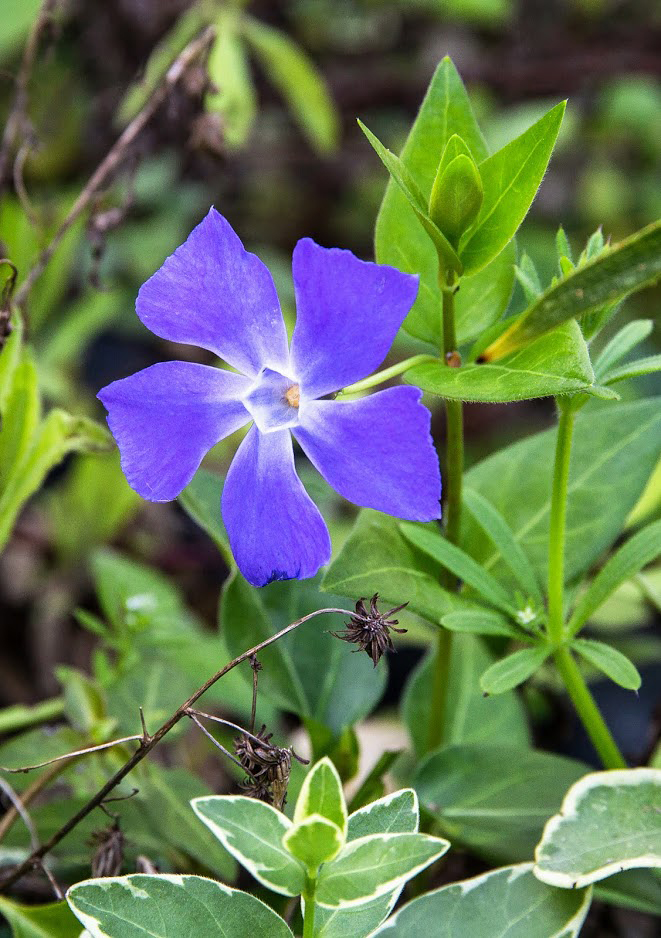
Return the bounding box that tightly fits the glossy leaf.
[283,817,343,874]
[460,102,566,274]
[484,219,661,359]
[480,646,550,695]
[567,519,661,635]
[244,16,338,154]
[534,769,661,888]
[0,898,79,938]
[404,320,595,402]
[464,398,661,585]
[571,639,641,691]
[402,637,530,758]
[191,795,306,896]
[415,744,588,862]
[371,864,591,937]
[294,757,347,836]
[347,790,418,840]
[66,874,294,938]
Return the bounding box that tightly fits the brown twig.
[0,0,59,188]
[0,759,68,844]
[12,24,216,310]
[0,606,354,892]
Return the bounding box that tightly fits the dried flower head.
[332,594,408,667]
[89,819,124,878]
[234,725,308,811]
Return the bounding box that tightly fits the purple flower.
[98,209,441,587]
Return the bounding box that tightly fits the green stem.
[554,647,626,769]
[0,697,65,736]
[302,876,317,938]
[338,354,436,396]
[547,400,574,646]
[428,271,464,753]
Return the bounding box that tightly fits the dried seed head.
[332,593,408,667]
[89,820,124,878]
[233,725,308,811]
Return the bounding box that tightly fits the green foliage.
[429,153,483,245]
[534,769,661,888]
[206,7,257,148]
[570,639,641,691]
[479,646,550,695]
[0,898,79,938]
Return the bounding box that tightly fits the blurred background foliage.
[0,0,659,926]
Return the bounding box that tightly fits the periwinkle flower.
[98,209,441,586]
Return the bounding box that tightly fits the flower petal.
[98,362,251,501]
[289,238,419,398]
[222,426,331,587]
[136,208,289,377]
[294,387,441,520]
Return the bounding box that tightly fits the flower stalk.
[338,354,436,396]
[302,877,317,938]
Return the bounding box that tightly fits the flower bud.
[429,148,483,245]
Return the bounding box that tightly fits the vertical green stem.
[547,398,626,769]
[302,876,316,938]
[428,269,464,753]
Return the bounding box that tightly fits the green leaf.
[359,120,461,274]
[283,817,344,874]
[480,646,550,695]
[321,510,468,623]
[593,319,653,379]
[402,637,530,758]
[463,489,542,603]
[515,252,543,304]
[66,874,294,938]
[0,0,43,59]
[191,795,306,896]
[464,398,661,586]
[534,768,661,888]
[567,520,661,635]
[0,313,23,413]
[348,790,419,840]
[221,573,386,730]
[571,639,641,691]
[405,320,595,402]
[400,523,515,613]
[604,355,661,385]
[178,468,232,563]
[206,9,256,147]
[371,863,591,937]
[315,833,450,908]
[429,153,483,243]
[294,757,347,836]
[312,893,397,938]
[0,898,79,938]
[0,350,41,487]
[455,240,517,345]
[243,17,338,154]
[0,410,110,550]
[459,102,566,275]
[415,744,589,863]
[347,751,402,813]
[595,869,661,917]
[484,220,661,359]
[441,609,525,639]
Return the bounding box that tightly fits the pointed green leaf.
[0,898,79,938]
[66,874,294,938]
[567,520,661,636]
[400,523,515,613]
[0,312,23,413]
[534,769,661,888]
[371,864,591,937]
[572,639,641,690]
[316,833,449,908]
[441,609,525,639]
[460,102,566,274]
[402,638,530,758]
[191,795,305,896]
[593,319,653,379]
[463,489,543,603]
[409,320,595,401]
[484,219,661,359]
[348,790,418,840]
[415,744,589,863]
[0,349,41,486]
[359,120,461,273]
[206,9,256,147]
[294,757,347,836]
[480,646,550,695]
[283,816,343,874]
[429,153,483,243]
[243,17,338,154]
[178,468,232,563]
[514,252,543,304]
[604,354,661,385]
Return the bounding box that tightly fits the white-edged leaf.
[294,757,347,837]
[66,874,294,937]
[191,796,305,896]
[571,639,641,690]
[348,790,419,841]
[313,891,398,938]
[370,863,591,937]
[316,833,450,908]
[480,646,550,695]
[534,769,661,888]
[283,815,343,874]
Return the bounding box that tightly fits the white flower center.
[242,367,302,433]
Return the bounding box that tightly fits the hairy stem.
[554,647,626,769]
[0,606,353,892]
